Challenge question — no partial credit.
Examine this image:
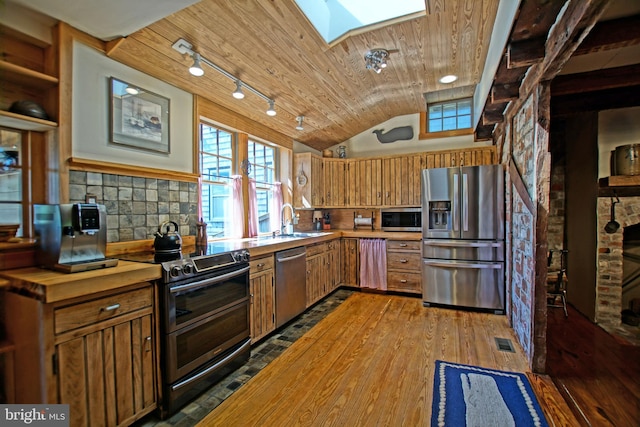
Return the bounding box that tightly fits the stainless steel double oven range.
[148,243,251,418]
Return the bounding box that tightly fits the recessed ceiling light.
[439,75,458,84]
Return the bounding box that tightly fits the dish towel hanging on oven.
[359,239,387,290]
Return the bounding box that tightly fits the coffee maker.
[34,203,118,273]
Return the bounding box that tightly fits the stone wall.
[68,170,198,242]
[596,196,640,327]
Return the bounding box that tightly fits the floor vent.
[495,337,515,353]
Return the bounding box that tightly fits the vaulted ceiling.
[7,0,640,151]
[103,0,500,151]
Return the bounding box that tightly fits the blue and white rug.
[431,360,549,427]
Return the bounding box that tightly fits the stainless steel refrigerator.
[421,164,505,313]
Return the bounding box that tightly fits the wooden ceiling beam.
[551,84,640,116]
[481,110,504,126]
[491,83,520,103]
[507,38,546,69]
[475,125,495,141]
[551,64,640,96]
[573,14,640,56]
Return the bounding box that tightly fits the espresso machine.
[34,204,118,273]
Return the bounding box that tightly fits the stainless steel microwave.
[380,208,422,231]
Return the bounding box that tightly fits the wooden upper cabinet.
[323,159,346,207]
[0,24,59,130]
[293,153,324,208]
[293,147,496,209]
[346,158,382,207]
[382,154,423,207]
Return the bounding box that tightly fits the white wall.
[324,113,490,158]
[598,107,640,178]
[72,42,194,173]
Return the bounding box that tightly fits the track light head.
[296,115,304,131]
[189,53,204,76]
[364,49,390,73]
[233,80,245,99]
[266,100,277,116]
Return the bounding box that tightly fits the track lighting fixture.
[266,100,277,116]
[189,53,204,76]
[232,80,245,99]
[296,115,304,131]
[172,38,276,116]
[364,49,390,73]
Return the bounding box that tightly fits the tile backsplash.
[69,171,198,243]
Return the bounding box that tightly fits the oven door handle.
[171,338,252,391]
[170,266,250,294]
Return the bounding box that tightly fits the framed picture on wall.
[109,77,170,154]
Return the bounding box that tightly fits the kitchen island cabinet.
[1,262,161,427]
[249,254,275,343]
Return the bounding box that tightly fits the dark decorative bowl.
[9,100,49,120]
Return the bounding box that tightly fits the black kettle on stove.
[154,221,182,260]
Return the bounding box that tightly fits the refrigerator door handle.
[462,173,469,231]
[422,259,502,269]
[453,173,459,231]
[423,240,503,248]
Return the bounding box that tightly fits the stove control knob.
[169,266,182,278]
[182,263,193,275]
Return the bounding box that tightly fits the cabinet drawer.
[250,255,274,273]
[387,240,421,251]
[387,252,422,271]
[54,286,153,334]
[387,271,422,293]
[306,242,327,257]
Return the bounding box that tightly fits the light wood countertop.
[0,261,161,303]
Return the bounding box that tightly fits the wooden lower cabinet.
[306,243,326,307]
[386,240,422,294]
[5,282,158,427]
[306,239,341,307]
[249,255,275,343]
[326,240,340,292]
[341,238,359,286]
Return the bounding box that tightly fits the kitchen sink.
[256,231,329,241]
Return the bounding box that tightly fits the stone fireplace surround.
[596,195,640,329]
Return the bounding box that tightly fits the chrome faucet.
[281,203,297,235]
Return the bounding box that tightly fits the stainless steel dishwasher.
[275,246,307,327]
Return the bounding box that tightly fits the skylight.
[296,0,425,44]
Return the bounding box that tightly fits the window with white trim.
[200,123,234,239]
[248,139,276,234]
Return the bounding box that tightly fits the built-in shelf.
[0,60,58,88]
[0,110,57,131]
[599,175,640,197]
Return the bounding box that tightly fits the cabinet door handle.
[102,303,120,312]
[145,336,152,352]
[400,279,407,283]
[399,243,408,247]
[257,263,265,268]
[400,259,408,263]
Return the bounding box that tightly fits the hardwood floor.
[197,292,570,426]
[546,304,640,426]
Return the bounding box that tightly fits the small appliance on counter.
[34,203,118,273]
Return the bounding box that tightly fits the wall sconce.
[173,38,276,116]
[296,115,304,131]
[364,49,389,73]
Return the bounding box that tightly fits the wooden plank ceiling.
[107,0,500,151]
